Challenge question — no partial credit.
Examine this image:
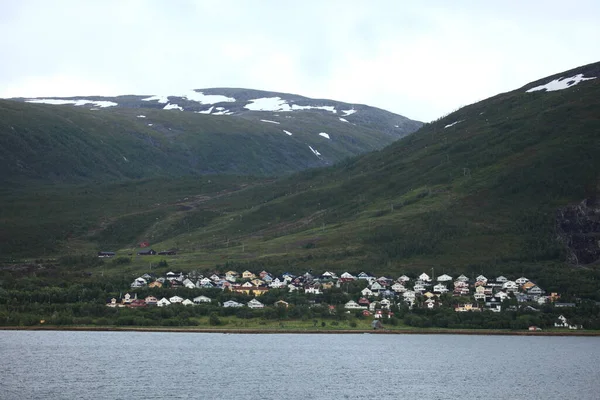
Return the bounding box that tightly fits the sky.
[1,0,599,122]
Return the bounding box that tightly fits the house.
[130,277,147,288]
[370,282,384,292]
[128,299,146,308]
[357,272,372,280]
[456,274,469,282]
[502,281,518,292]
[169,296,184,304]
[521,281,536,291]
[391,283,406,293]
[527,285,544,296]
[181,299,194,306]
[554,303,576,308]
[157,297,171,307]
[339,272,356,282]
[106,298,118,307]
[433,283,448,294]
[182,278,196,289]
[515,277,529,285]
[455,303,481,312]
[251,278,265,287]
[305,286,322,295]
[475,275,488,283]
[554,314,581,329]
[137,249,157,256]
[122,293,136,304]
[418,272,431,282]
[193,295,212,304]
[145,296,158,306]
[223,300,243,308]
[148,280,162,288]
[210,274,221,282]
[529,326,542,331]
[344,300,365,309]
[425,298,437,309]
[98,251,116,258]
[361,288,374,297]
[496,276,508,283]
[398,275,410,283]
[358,297,370,306]
[242,270,256,280]
[274,300,289,308]
[247,299,265,309]
[437,274,453,282]
[379,299,391,310]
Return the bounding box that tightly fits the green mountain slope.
[0,95,419,184]
[3,62,600,297]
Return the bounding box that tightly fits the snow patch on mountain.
[283,130,293,136]
[142,90,235,104]
[26,99,118,108]
[196,106,214,114]
[444,120,463,129]
[142,95,169,103]
[213,109,232,115]
[137,115,146,118]
[245,97,291,111]
[341,109,357,116]
[164,103,183,111]
[339,118,349,123]
[184,90,235,104]
[319,132,330,139]
[291,104,336,113]
[526,74,596,93]
[260,119,280,124]
[309,145,321,157]
[244,97,338,113]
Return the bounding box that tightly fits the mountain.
[1,88,421,184]
[3,62,600,297]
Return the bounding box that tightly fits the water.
[0,331,599,399]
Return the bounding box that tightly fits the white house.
[157,298,171,307]
[182,299,194,306]
[247,299,264,309]
[475,275,488,283]
[437,274,453,282]
[193,295,212,304]
[340,272,356,281]
[361,287,374,297]
[169,296,184,304]
[344,300,366,310]
[398,275,410,283]
[496,276,508,283]
[223,300,243,308]
[418,272,431,282]
[456,274,469,282]
[502,281,519,292]
[391,283,406,293]
[433,283,449,294]
[516,277,529,285]
[305,286,322,295]
[130,277,147,288]
[379,299,391,310]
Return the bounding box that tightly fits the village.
[106,268,582,330]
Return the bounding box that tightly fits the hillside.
[14,88,421,138]
[0,89,421,184]
[2,62,600,297]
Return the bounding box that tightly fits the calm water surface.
[1,331,599,399]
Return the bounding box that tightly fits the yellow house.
[231,285,268,296]
[242,270,256,280]
[251,278,265,287]
[522,281,535,291]
[321,282,335,290]
[149,281,163,288]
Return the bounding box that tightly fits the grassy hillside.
[2,62,600,297]
[0,99,404,184]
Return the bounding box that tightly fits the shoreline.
[1,326,599,336]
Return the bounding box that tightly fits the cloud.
[1,0,599,121]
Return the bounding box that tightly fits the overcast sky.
[1,0,598,121]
